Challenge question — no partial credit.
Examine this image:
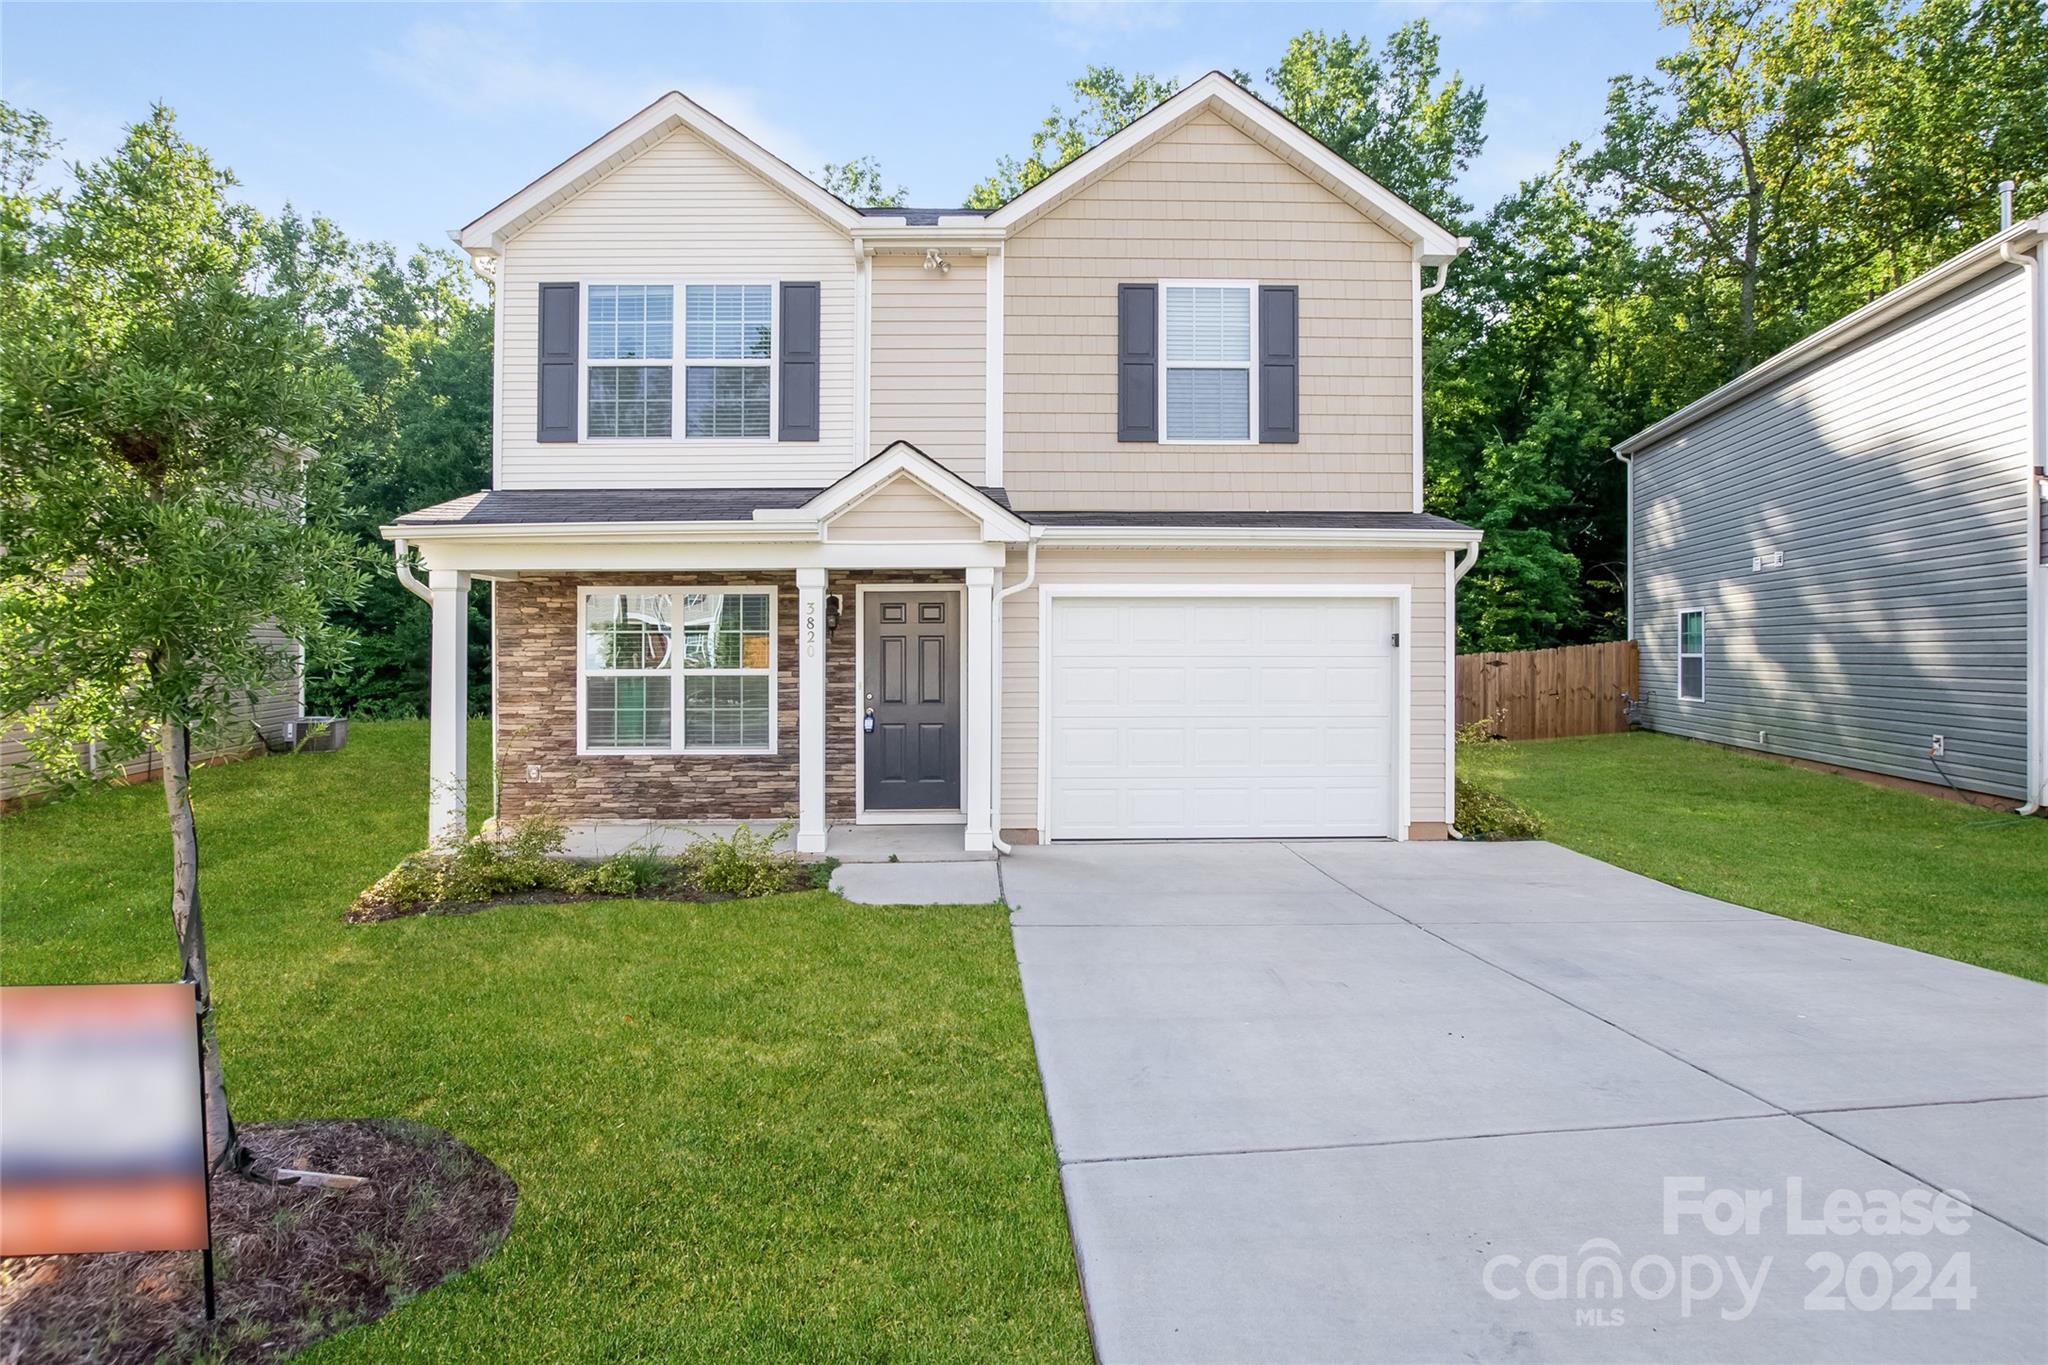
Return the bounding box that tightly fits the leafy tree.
[1267,23,1489,224]
[0,106,365,1173]
[966,67,1180,208]
[816,155,907,208]
[253,211,493,717]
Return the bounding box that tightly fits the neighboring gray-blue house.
[1619,216,2046,810]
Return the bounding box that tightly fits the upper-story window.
[583,283,774,440]
[587,285,674,438]
[684,284,773,438]
[1163,282,1254,442]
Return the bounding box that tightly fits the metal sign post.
[192,980,216,1322]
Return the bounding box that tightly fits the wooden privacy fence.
[1456,639,1639,740]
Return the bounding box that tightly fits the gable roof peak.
[456,87,865,256]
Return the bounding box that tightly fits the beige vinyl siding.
[869,253,987,483]
[998,547,1448,836]
[2,637,300,801]
[496,124,859,489]
[1002,110,1415,513]
[827,475,983,542]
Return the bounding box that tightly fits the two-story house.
[385,74,1480,856]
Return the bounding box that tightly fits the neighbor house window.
[586,285,674,438]
[684,284,773,438]
[582,589,775,753]
[1679,610,1706,701]
[1162,283,1253,441]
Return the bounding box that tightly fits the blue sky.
[2,2,1674,254]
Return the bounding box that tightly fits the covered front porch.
[385,445,1030,859]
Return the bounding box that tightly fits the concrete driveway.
[1003,840,2048,1364]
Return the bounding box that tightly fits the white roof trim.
[1618,215,2048,457]
[457,90,865,253]
[1034,525,1481,551]
[761,441,1030,542]
[380,519,819,544]
[984,72,1464,261]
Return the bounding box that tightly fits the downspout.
[1451,537,1480,584]
[393,538,432,605]
[988,530,1042,855]
[1620,452,1634,640]
[2002,235,2046,814]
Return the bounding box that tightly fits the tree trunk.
[164,720,251,1178]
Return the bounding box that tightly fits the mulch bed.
[0,1119,516,1365]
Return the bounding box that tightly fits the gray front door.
[863,591,961,810]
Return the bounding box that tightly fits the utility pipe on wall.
[987,531,1042,856]
[2000,233,2045,814]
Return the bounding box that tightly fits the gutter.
[2002,236,2047,815]
[1031,526,1482,551]
[379,520,822,544]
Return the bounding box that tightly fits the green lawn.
[1464,731,2048,983]
[1,720,1090,1362]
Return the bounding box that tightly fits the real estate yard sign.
[0,982,212,1304]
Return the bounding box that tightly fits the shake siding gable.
[1630,264,2032,798]
[496,124,859,489]
[1002,110,1415,513]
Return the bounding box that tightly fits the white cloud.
[371,20,826,176]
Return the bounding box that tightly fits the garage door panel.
[1191,726,1254,764]
[1048,596,1398,841]
[1127,604,1192,646]
[1125,667,1187,706]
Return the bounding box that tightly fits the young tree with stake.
[0,104,365,1175]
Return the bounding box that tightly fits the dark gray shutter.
[537,282,578,443]
[1117,283,1157,443]
[778,282,821,442]
[1259,285,1298,444]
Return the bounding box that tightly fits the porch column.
[963,567,995,852]
[796,567,828,853]
[427,569,471,850]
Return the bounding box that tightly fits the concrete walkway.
[1005,840,2048,1364]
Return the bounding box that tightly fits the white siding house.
[1620,217,2048,809]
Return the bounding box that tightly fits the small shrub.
[1454,776,1546,840]
[587,845,665,896]
[1457,712,1504,746]
[677,821,798,898]
[350,816,574,921]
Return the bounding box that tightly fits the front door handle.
[863,708,875,734]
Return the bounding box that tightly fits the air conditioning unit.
[292,716,349,752]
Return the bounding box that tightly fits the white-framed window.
[684,284,773,438]
[579,587,777,754]
[1678,609,1706,701]
[1162,281,1256,443]
[586,285,674,439]
[582,283,776,441]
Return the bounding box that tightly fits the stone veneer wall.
[494,572,800,824]
[825,570,964,821]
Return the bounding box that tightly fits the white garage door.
[1046,595,1399,840]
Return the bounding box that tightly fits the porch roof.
[388,490,1470,536]
[392,484,1013,529]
